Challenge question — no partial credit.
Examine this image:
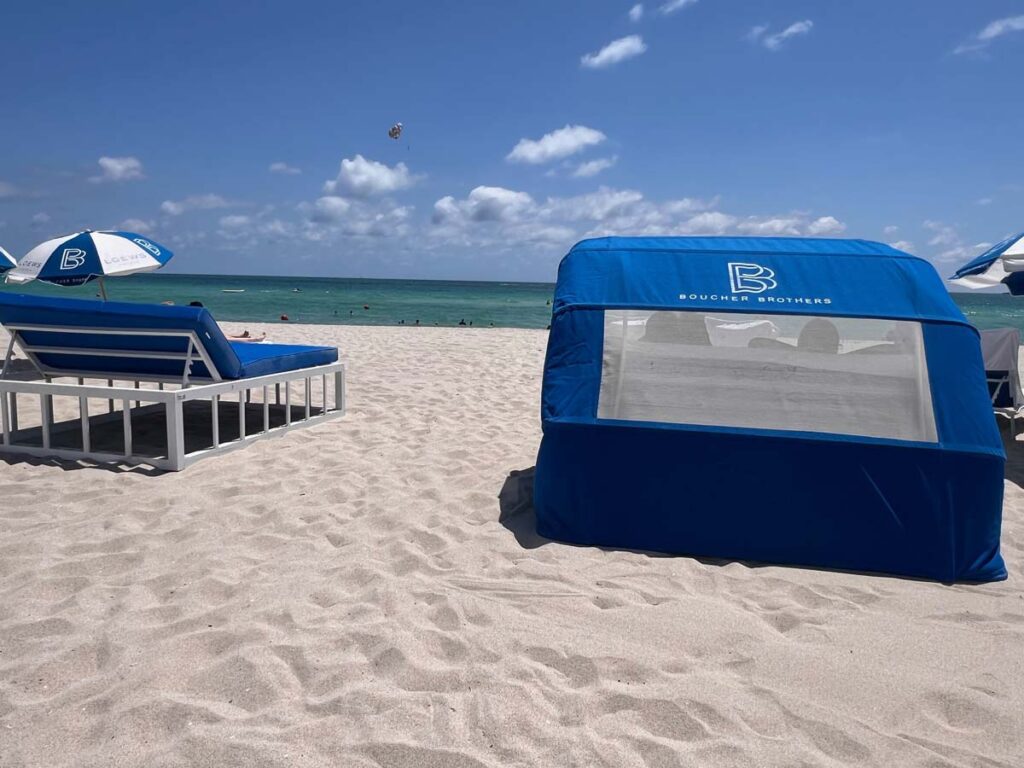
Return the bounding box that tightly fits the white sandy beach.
[0,322,1022,767]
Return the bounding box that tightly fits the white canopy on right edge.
[979,327,1024,407]
[950,232,1024,293]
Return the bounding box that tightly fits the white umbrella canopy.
[4,229,173,298]
[949,231,1024,294]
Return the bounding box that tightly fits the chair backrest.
[0,292,244,381]
[980,327,1023,408]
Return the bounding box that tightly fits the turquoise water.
[0,274,556,329]
[0,273,1021,332]
[949,293,1024,333]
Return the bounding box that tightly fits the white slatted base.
[0,363,346,471]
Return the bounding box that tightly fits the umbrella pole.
[99,277,108,301]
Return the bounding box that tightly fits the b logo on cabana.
[728,262,777,294]
[59,248,87,270]
[677,262,831,305]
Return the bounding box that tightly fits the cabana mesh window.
[598,310,938,442]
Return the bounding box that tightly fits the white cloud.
[303,194,413,240]
[746,24,769,42]
[0,181,19,198]
[573,156,618,178]
[806,215,846,236]
[430,184,841,251]
[629,4,643,22]
[976,197,993,206]
[218,214,251,229]
[119,218,154,233]
[323,154,417,197]
[336,205,413,238]
[580,35,647,69]
[681,211,738,234]
[161,194,230,216]
[659,0,697,15]
[883,225,899,235]
[924,219,958,247]
[269,161,301,175]
[889,240,914,253]
[260,219,291,238]
[31,212,50,227]
[955,15,1024,54]
[215,214,256,241]
[545,187,646,223]
[90,156,144,183]
[936,243,989,264]
[921,220,993,265]
[433,186,535,225]
[309,196,352,223]
[507,125,607,165]
[755,20,814,51]
[737,217,803,236]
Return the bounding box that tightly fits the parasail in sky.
[388,122,403,140]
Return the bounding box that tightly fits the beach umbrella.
[0,246,16,272]
[5,229,173,299]
[949,231,1024,294]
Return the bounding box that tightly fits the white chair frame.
[0,324,345,470]
[987,370,1024,438]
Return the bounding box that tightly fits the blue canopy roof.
[555,237,970,326]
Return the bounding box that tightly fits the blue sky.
[1,1,1022,281]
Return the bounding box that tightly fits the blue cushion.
[0,292,337,380]
[231,342,338,378]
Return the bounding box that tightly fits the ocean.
[0,273,556,329]
[0,273,1020,332]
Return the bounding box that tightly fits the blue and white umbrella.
[0,246,16,272]
[5,229,173,298]
[949,231,1024,294]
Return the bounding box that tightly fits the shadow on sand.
[497,466,550,549]
[0,452,167,476]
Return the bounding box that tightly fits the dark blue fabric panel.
[231,342,337,377]
[534,420,1007,582]
[554,237,969,326]
[923,323,1004,456]
[1004,272,1024,296]
[986,374,1013,408]
[540,308,604,421]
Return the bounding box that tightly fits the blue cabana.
[534,237,1006,582]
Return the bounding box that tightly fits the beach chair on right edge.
[980,327,1024,436]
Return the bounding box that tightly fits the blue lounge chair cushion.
[230,341,338,378]
[0,292,337,380]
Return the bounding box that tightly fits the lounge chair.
[0,293,345,470]
[980,327,1023,436]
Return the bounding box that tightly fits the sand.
[0,322,1022,767]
